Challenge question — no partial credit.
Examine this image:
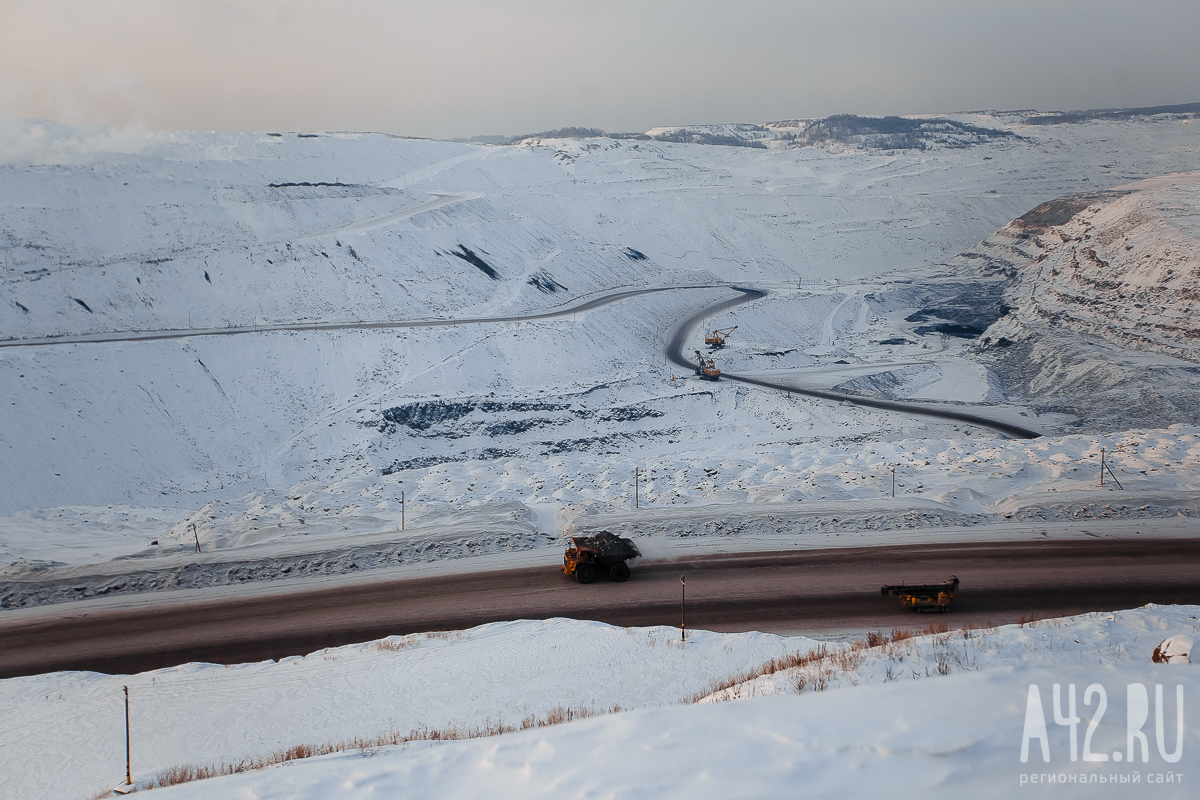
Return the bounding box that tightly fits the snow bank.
[0,619,816,799]
[4,607,1194,799]
[6,421,1200,608]
[146,666,1195,799]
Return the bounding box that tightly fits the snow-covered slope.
[930,171,1200,430]
[1004,172,1200,358]
[2,619,814,799]
[4,607,1194,799]
[2,111,1200,586]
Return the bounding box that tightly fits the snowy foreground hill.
[3,110,1200,602]
[1,606,1195,798]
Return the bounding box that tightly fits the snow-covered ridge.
[5,420,1200,609]
[999,172,1200,359]
[699,604,1199,703]
[932,171,1200,431]
[4,608,1195,799]
[514,104,1200,153]
[1,618,815,799]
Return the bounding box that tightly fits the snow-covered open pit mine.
[4,111,1200,605]
[3,104,1200,797]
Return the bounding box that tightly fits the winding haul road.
[0,285,717,348]
[663,286,1042,439]
[6,283,1039,439]
[2,539,1198,679]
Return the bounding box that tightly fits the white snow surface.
[5,420,1200,608]
[3,607,1196,799]
[3,112,1200,596]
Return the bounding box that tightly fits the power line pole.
[891,468,896,499]
[635,467,639,509]
[190,523,201,553]
[680,575,686,642]
[124,685,131,787]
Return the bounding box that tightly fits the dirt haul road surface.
[663,287,1042,439]
[2,539,1198,678]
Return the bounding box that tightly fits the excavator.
[705,326,737,349]
[693,350,721,380]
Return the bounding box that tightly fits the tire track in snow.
[299,191,482,239]
[822,290,857,346]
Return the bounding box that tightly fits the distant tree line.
[507,127,607,143]
[1025,101,1200,125]
[796,114,1015,150]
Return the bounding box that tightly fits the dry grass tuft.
[693,620,990,704]
[113,701,621,794]
[371,634,423,653]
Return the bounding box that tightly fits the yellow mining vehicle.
[562,531,641,584]
[881,576,960,612]
[693,350,722,380]
[705,326,738,349]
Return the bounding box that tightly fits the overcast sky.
[2,0,1199,139]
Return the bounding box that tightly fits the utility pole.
[401,489,405,531]
[190,523,201,553]
[891,468,896,498]
[124,685,131,787]
[1100,448,1105,486]
[635,467,639,509]
[680,575,686,642]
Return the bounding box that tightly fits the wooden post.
[401,490,405,531]
[1100,448,1105,486]
[635,468,639,509]
[891,468,896,499]
[191,523,201,553]
[680,575,686,642]
[124,685,131,786]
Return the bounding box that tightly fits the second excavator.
[704,326,737,349]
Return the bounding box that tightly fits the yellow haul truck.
[562,531,641,584]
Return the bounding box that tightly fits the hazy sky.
[2,0,1199,138]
